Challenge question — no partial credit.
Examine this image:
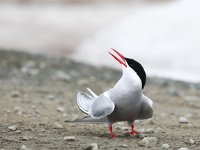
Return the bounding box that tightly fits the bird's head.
[109,48,146,89]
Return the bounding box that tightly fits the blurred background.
[0,0,200,82]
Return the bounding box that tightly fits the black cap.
[125,58,146,89]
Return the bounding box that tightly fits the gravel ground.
[0,50,200,150]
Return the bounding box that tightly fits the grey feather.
[90,93,115,119]
[77,92,93,114]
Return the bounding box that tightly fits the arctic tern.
[74,48,153,138]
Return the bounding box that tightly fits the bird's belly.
[108,102,141,122]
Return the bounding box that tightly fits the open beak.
[109,48,127,68]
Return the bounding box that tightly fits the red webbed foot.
[129,125,140,135]
[108,125,117,139]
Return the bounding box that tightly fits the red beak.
[109,48,127,68]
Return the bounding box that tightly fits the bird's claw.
[129,130,140,135]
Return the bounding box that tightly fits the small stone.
[63,113,67,117]
[56,106,65,113]
[178,148,189,150]
[179,116,189,124]
[85,143,98,150]
[189,138,195,144]
[47,95,55,101]
[5,109,11,113]
[13,106,23,116]
[162,144,169,149]
[54,122,63,129]
[22,136,31,140]
[138,137,157,148]
[20,145,30,150]
[41,129,46,132]
[8,126,17,131]
[145,128,155,133]
[64,115,78,122]
[63,136,76,141]
[15,130,21,133]
[14,106,22,113]
[21,61,39,76]
[31,105,36,110]
[55,71,71,82]
[11,91,20,98]
[119,144,128,148]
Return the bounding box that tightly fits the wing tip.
[76,91,94,115]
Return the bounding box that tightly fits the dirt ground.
[0,50,199,150]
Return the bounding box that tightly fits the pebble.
[47,95,55,101]
[54,71,71,82]
[119,144,128,148]
[31,105,36,110]
[63,136,76,141]
[63,113,67,117]
[54,122,63,129]
[20,145,31,150]
[41,129,46,132]
[8,126,17,131]
[14,106,22,113]
[11,91,21,98]
[138,128,145,133]
[189,138,195,144]
[161,144,169,149]
[145,128,155,133]
[56,106,65,113]
[64,115,78,122]
[13,106,23,116]
[178,148,189,150]
[85,143,98,150]
[138,137,157,148]
[179,116,189,124]
[21,61,39,76]
[5,109,11,113]
[15,130,22,133]
[22,136,31,140]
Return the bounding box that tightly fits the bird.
[74,48,153,139]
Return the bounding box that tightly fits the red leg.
[108,125,117,139]
[129,124,140,135]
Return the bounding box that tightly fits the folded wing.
[77,91,115,119]
[77,92,93,114]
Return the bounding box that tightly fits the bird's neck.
[122,68,142,90]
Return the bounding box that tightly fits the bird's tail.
[76,91,94,115]
[75,89,106,123]
[76,88,98,115]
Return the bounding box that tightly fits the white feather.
[87,88,98,98]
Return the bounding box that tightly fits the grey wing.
[89,93,115,119]
[137,96,153,119]
[77,92,93,114]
